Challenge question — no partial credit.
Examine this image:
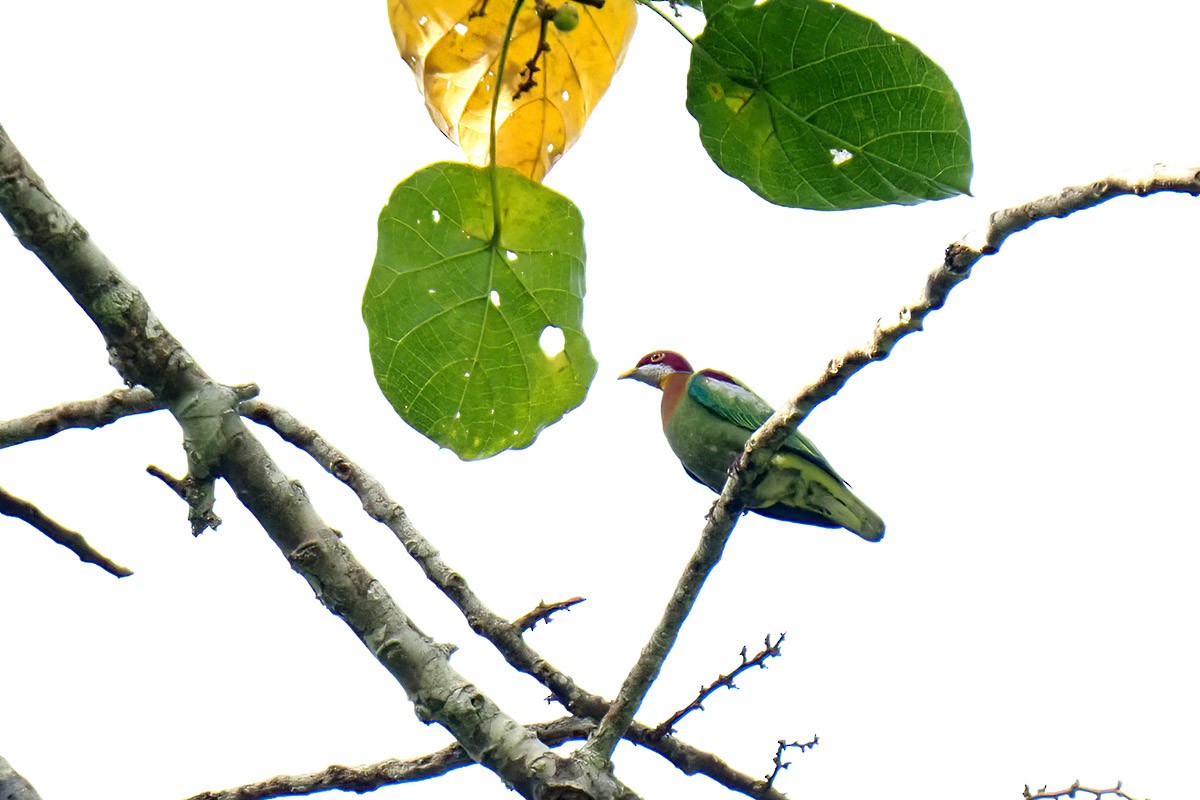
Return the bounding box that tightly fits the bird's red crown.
[634,350,693,373]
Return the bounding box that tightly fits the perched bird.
[620,350,884,541]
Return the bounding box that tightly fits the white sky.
[2,2,1199,799]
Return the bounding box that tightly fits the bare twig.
[583,163,1200,766]
[1024,781,1140,800]
[513,596,587,633]
[514,2,554,99]
[187,717,595,800]
[651,634,784,739]
[0,484,131,577]
[145,464,221,534]
[763,737,818,792]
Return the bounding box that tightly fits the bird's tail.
[823,483,886,542]
[755,453,886,542]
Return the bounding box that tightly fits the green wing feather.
[687,370,846,482]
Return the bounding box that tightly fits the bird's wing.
[688,369,846,482]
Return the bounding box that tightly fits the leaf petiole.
[635,0,696,45]
[489,0,529,245]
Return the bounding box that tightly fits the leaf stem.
[635,0,695,45]
[489,0,528,244]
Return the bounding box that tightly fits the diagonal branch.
[242,399,789,800]
[186,717,595,800]
[582,163,1200,764]
[0,484,132,577]
[0,756,43,800]
[0,122,633,800]
[650,634,784,739]
[513,596,587,633]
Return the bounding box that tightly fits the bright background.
[2,2,1199,799]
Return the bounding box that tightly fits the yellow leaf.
[388,0,636,181]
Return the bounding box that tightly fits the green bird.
[620,350,885,542]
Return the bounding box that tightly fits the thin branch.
[583,163,1200,765]
[186,717,595,800]
[145,464,222,535]
[0,384,258,450]
[731,164,1200,483]
[1024,781,1139,800]
[581,487,745,763]
[242,399,596,708]
[0,386,158,448]
[763,737,818,792]
[513,596,587,633]
[635,0,696,45]
[0,484,131,577]
[242,399,787,800]
[651,634,784,739]
[514,3,554,100]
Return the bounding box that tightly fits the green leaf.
[363,162,596,460]
[686,0,972,210]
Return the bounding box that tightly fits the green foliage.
[362,162,596,460]
[370,0,974,455]
[686,0,973,209]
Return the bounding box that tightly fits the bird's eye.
[650,352,664,362]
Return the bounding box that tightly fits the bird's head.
[618,350,694,388]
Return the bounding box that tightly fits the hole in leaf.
[830,148,853,166]
[490,290,501,307]
[505,250,518,261]
[418,15,428,25]
[454,411,462,419]
[561,90,570,102]
[454,22,468,34]
[431,209,441,223]
[539,326,565,357]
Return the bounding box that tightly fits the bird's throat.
[658,372,691,430]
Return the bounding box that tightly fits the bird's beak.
[617,367,638,380]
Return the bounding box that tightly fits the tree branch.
[242,399,602,709]
[0,484,132,577]
[513,596,587,633]
[242,399,789,799]
[582,163,1200,765]
[0,122,633,800]
[187,717,595,800]
[650,634,784,740]
[1024,781,1139,800]
[0,384,258,450]
[763,737,818,792]
[734,164,1200,481]
[0,755,44,800]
